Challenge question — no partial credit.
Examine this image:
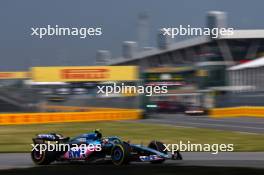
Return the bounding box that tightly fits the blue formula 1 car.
[31,130,182,165]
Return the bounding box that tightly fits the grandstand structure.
[102,11,264,107]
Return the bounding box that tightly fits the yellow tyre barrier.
[210,106,264,118]
[40,105,133,112]
[0,109,142,125]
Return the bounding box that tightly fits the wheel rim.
[113,147,123,161]
[33,150,42,160]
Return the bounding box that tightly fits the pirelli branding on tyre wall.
[31,66,138,82]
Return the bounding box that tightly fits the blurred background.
[1,0,264,162]
[0,1,264,114]
[1,2,264,174]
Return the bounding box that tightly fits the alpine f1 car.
[31,130,182,165]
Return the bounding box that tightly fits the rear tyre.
[148,140,167,164]
[31,144,56,165]
[111,143,130,165]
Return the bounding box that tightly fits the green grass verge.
[0,121,264,152]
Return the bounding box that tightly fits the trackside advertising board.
[31,66,138,82]
[0,72,29,79]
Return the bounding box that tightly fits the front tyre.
[111,143,130,165]
[148,140,167,164]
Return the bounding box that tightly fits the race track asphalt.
[0,152,264,170]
